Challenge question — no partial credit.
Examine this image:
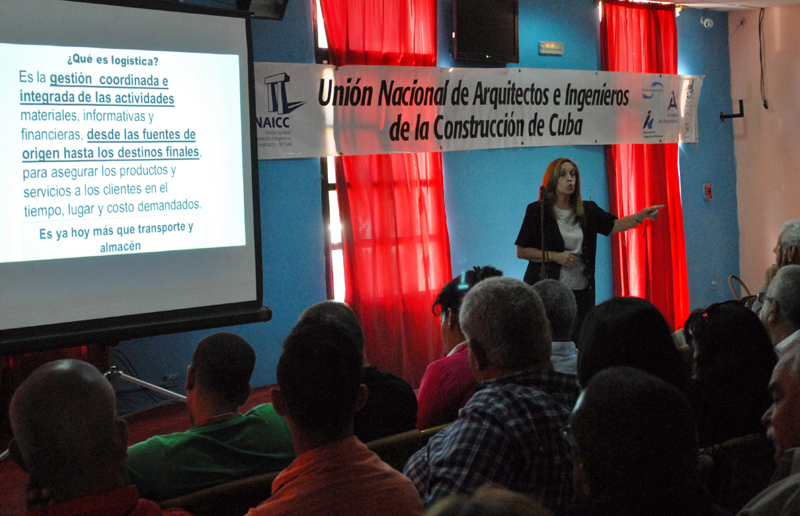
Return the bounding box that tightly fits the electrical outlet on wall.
[704,183,712,199]
[162,373,180,388]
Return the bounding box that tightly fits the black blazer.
[515,200,617,293]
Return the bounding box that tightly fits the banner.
[254,63,703,160]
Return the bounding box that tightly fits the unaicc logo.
[257,72,306,129]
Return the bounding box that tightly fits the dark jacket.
[515,200,617,298]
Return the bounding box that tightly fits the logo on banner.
[263,72,306,115]
[682,113,696,140]
[642,81,664,99]
[685,80,695,102]
[257,72,308,151]
[643,111,655,130]
[668,91,678,110]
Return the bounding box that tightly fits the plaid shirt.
[403,368,579,516]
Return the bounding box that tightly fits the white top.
[776,329,800,357]
[447,341,467,357]
[554,207,588,290]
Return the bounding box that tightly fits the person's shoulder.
[738,471,800,515]
[423,351,470,382]
[582,200,603,212]
[364,367,413,388]
[128,431,184,457]
[525,200,544,211]
[469,370,579,410]
[246,403,282,419]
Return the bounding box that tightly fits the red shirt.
[247,436,423,516]
[416,345,477,430]
[26,485,191,516]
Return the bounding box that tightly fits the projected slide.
[1,43,246,263]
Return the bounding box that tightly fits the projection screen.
[0,0,267,354]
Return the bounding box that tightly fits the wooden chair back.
[159,470,279,516]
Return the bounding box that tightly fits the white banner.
[254,63,703,160]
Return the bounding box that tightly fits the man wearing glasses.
[759,265,800,357]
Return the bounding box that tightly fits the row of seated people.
[8,269,800,516]
[127,301,419,501]
[420,263,788,449]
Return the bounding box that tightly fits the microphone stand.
[539,186,547,282]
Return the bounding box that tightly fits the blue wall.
[116,0,738,410]
[676,9,739,310]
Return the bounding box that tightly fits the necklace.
[554,206,573,224]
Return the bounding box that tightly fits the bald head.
[9,359,128,504]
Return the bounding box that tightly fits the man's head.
[273,304,366,439]
[760,264,800,346]
[532,279,577,342]
[460,277,551,380]
[187,332,256,413]
[9,359,129,506]
[569,367,698,502]
[763,345,800,462]
[296,300,365,354]
[774,220,800,267]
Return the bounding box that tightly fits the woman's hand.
[555,252,579,269]
[638,205,666,222]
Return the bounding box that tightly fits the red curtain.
[600,0,689,329]
[320,0,452,387]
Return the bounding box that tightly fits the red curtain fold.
[320,0,436,67]
[600,0,689,329]
[320,0,451,387]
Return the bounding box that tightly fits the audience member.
[427,485,551,516]
[296,300,417,442]
[752,219,800,313]
[416,266,503,429]
[533,279,578,375]
[759,264,800,356]
[738,345,800,515]
[8,359,191,516]
[405,277,579,515]
[247,306,424,516]
[684,301,776,446]
[567,367,730,516]
[126,332,294,501]
[577,297,688,390]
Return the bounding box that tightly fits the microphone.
[539,185,547,199]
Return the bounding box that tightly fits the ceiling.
[675,0,800,10]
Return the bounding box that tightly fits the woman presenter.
[515,157,664,338]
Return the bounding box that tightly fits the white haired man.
[753,219,800,314]
[760,265,800,356]
[739,345,800,515]
[404,277,579,516]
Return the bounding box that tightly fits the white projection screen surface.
[0,0,265,353]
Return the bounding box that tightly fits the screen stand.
[105,366,187,402]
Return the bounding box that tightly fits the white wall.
[730,6,800,292]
